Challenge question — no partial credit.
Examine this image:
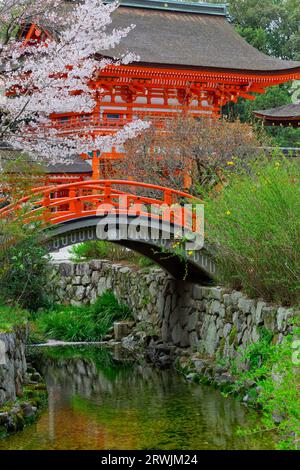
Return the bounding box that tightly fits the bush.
[32,290,132,342]
[69,240,154,267]
[0,301,29,332]
[204,156,300,305]
[0,220,51,311]
[69,240,110,261]
[233,322,300,450]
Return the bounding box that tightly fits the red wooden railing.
[0,180,200,230]
[49,114,168,135]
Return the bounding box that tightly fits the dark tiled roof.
[100,3,300,73]
[255,104,300,119]
[0,147,92,174]
[47,156,92,174]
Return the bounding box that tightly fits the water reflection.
[0,345,276,450]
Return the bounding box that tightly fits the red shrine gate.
[19,0,300,181]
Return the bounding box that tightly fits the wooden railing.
[0,180,200,230]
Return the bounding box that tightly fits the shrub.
[0,220,51,311]
[0,301,29,332]
[69,240,109,261]
[204,156,300,305]
[233,322,300,450]
[69,240,154,267]
[32,290,132,342]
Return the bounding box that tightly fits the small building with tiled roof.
[255,104,300,127]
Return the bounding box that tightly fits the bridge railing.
[0,180,201,231]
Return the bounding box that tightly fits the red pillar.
[92,150,100,180]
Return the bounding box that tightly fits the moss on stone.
[229,325,238,345]
[0,375,47,440]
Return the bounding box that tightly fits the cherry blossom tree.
[0,0,148,167]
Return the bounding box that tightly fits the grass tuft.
[30,290,132,342]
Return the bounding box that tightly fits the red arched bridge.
[0,180,216,283]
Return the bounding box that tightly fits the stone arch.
[47,215,216,284]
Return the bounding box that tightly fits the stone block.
[223,294,232,307]
[193,285,204,300]
[262,306,277,331]
[255,301,266,326]
[171,323,182,346]
[179,307,190,328]
[163,295,172,321]
[72,276,82,286]
[179,329,190,348]
[75,263,90,276]
[189,332,199,347]
[231,291,244,306]
[187,310,197,331]
[91,271,101,285]
[58,262,74,277]
[277,307,294,332]
[210,287,223,301]
[81,274,91,286]
[97,278,108,296]
[89,260,102,270]
[114,321,133,341]
[238,297,255,315]
[161,320,170,343]
[223,323,232,338]
[156,291,166,318]
[251,326,260,343]
[119,267,131,274]
[204,320,218,357]
[74,285,85,301]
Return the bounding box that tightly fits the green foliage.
[224,83,300,148]
[0,301,29,332]
[31,291,132,342]
[69,240,110,261]
[228,0,300,61]
[232,325,300,450]
[0,220,51,311]
[204,156,300,305]
[69,240,154,267]
[241,327,273,370]
[204,0,300,61]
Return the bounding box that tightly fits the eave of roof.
[46,162,92,174]
[0,145,92,174]
[255,104,300,120]
[108,0,228,16]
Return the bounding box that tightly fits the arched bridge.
[0,180,216,283]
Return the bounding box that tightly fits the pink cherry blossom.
[0,0,148,169]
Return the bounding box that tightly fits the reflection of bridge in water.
[0,180,216,283]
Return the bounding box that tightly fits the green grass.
[30,290,132,342]
[0,301,29,332]
[204,156,300,305]
[69,240,154,267]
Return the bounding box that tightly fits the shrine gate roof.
[99,0,300,74]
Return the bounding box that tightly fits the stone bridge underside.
[48,215,216,284]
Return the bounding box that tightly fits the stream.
[0,345,276,450]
